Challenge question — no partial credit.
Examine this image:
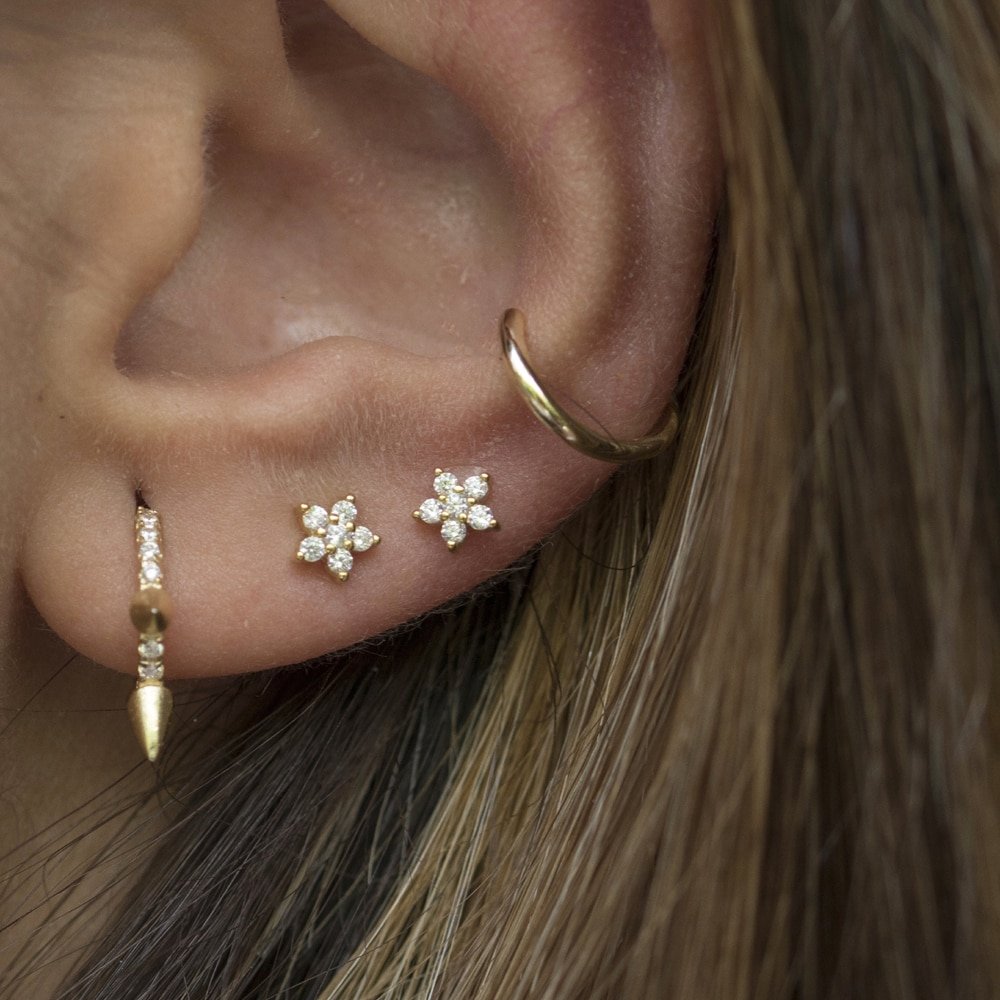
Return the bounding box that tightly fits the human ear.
[17,0,719,678]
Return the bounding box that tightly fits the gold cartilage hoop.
[500,308,679,463]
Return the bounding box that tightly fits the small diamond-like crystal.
[138,661,164,680]
[352,526,375,552]
[325,525,349,550]
[301,505,329,532]
[463,475,489,500]
[138,638,164,660]
[141,562,162,583]
[418,498,445,524]
[139,541,161,559]
[327,548,354,575]
[139,527,159,542]
[331,499,358,523]
[467,505,495,531]
[444,495,469,519]
[138,512,158,529]
[298,536,326,562]
[434,471,460,496]
[441,520,467,546]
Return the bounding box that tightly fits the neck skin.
[0,574,246,994]
[0,587,167,993]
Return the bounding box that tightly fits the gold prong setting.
[296,495,380,581]
[413,469,499,550]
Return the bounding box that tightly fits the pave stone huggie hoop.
[127,503,174,762]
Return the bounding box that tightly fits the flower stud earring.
[296,496,380,581]
[414,469,499,550]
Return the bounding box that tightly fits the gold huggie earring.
[127,502,174,762]
[500,308,679,462]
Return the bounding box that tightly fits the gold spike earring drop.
[127,504,174,762]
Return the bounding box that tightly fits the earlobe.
[19,0,718,680]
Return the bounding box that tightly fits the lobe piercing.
[127,505,174,763]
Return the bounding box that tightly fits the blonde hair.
[48,0,1000,996]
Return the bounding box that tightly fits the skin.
[0,0,718,992]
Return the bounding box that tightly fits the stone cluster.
[414,470,498,549]
[296,496,380,581]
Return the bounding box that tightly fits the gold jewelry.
[500,307,679,462]
[296,496,380,581]
[413,469,498,550]
[127,505,173,762]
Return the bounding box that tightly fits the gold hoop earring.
[127,503,174,762]
[500,308,679,463]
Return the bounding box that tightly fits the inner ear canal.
[114,0,517,381]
